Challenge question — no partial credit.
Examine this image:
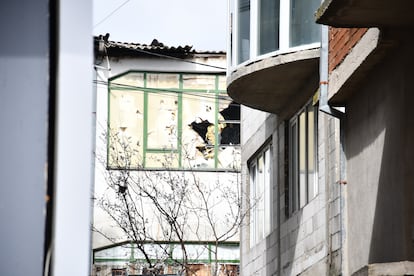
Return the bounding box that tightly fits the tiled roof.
[94,34,225,58]
[108,38,193,52]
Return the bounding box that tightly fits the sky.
[93,0,228,51]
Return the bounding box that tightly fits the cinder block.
[329,198,341,219]
[313,209,326,231]
[289,228,300,248]
[293,240,305,260]
[281,235,289,253]
[287,215,299,233]
[331,232,341,251]
[329,214,341,234]
[302,201,316,222]
[314,225,327,246]
[280,221,288,238]
[305,218,314,237]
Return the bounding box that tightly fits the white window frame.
[249,143,272,247]
[230,0,321,69]
[289,101,318,214]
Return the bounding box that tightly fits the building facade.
[316,0,414,275]
[93,36,241,276]
[227,0,414,275]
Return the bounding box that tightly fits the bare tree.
[93,130,249,276]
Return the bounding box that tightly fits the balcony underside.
[316,0,414,28]
[227,49,320,119]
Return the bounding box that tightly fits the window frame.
[107,70,241,172]
[231,0,321,67]
[248,143,272,247]
[288,100,318,214]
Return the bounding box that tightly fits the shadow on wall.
[276,211,303,276]
[345,37,414,274]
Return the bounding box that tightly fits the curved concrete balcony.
[227,48,320,119]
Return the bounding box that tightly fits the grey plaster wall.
[345,34,414,275]
[0,1,49,274]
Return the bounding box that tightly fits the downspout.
[319,25,344,120]
[318,24,347,276]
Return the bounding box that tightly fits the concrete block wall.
[240,106,278,276]
[279,190,328,276]
[278,113,342,276]
[241,106,272,145]
[325,115,343,275]
[240,107,343,276]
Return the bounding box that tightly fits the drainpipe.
[318,24,347,276]
[319,25,344,120]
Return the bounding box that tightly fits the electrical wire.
[110,45,226,70]
[94,1,226,70]
[93,79,239,105]
[94,0,131,29]
[100,40,227,70]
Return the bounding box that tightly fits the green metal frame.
[107,70,238,172]
[94,240,240,265]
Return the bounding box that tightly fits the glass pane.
[219,100,240,145]
[172,244,209,260]
[264,148,271,235]
[290,121,298,212]
[147,73,179,89]
[113,72,144,88]
[145,152,179,169]
[218,145,241,170]
[250,163,256,246]
[147,92,178,149]
[299,111,307,208]
[218,76,227,90]
[218,99,240,169]
[290,0,321,47]
[182,92,216,169]
[307,105,316,200]
[256,155,264,241]
[238,0,250,63]
[108,89,144,168]
[259,0,280,55]
[182,74,216,90]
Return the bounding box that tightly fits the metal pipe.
[319,25,344,120]
[319,23,347,275]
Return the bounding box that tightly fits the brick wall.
[329,28,368,72]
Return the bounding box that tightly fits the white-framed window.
[237,0,251,64]
[289,101,318,213]
[249,144,272,247]
[230,0,321,66]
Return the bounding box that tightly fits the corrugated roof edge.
[94,34,225,58]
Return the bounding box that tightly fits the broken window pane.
[219,100,240,145]
[108,72,241,171]
[147,92,178,150]
[182,92,216,169]
[108,89,143,169]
